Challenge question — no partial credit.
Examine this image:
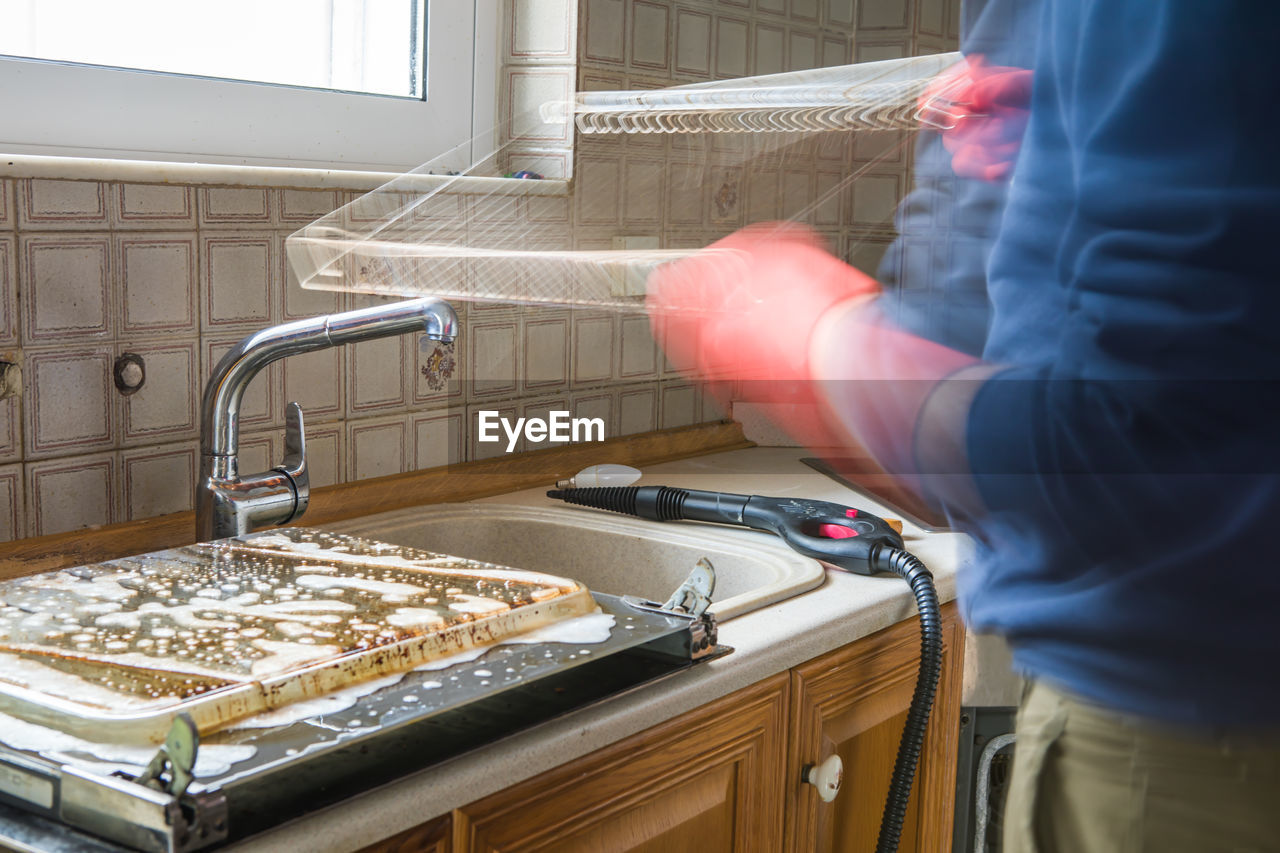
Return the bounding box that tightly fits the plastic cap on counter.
[555,464,642,489]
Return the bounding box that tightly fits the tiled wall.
[0,178,714,541]
[0,0,956,543]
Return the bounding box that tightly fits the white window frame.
[0,0,495,174]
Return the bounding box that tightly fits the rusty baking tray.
[0,529,595,744]
[0,533,724,853]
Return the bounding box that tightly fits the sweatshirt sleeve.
[964,0,1280,561]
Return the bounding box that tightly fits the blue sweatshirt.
[877,0,1039,356]
[960,1,1280,726]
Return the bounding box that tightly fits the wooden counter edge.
[0,421,753,578]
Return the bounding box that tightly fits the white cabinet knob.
[803,754,844,803]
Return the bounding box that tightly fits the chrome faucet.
[196,297,458,542]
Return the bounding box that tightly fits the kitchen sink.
[326,502,826,620]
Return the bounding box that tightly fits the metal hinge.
[623,558,724,661]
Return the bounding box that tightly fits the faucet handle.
[281,402,306,474]
[273,402,309,522]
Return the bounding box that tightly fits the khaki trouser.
[1003,681,1280,853]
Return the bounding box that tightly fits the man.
[647,2,1280,850]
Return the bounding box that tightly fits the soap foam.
[0,710,256,778]
[230,674,407,729]
[501,612,616,645]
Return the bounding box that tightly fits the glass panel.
[0,0,426,98]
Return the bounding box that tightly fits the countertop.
[231,447,974,852]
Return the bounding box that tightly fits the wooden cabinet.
[454,674,790,852]
[787,604,964,852]
[359,602,962,853]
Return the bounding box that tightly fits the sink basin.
[326,503,826,620]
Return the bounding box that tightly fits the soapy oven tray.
[0,593,723,853]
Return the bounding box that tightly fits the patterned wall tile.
[575,158,623,225]
[753,23,786,74]
[0,235,15,347]
[25,451,119,537]
[511,0,575,59]
[304,424,343,488]
[276,189,342,225]
[756,0,786,16]
[708,165,744,227]
[346,335,410,415]
[201,233,277,329]
[572,312,617,385]
[18,180,108,230]
[414,333,464,407]
[0,399,20,464]
[850,173,904,227]
[199,187,273,227]
[522,311,570,392]
[112,184,196,229]
[715,16,750,78]
[822,35,850,66]
[121,441,197,519]
[792,0,819,21]
[630,1,671,71]
[467,316,520,399]
[618,385,658,434]
[118,341,199,446]
[346,414,408,481]
[584,0,626,64]
[789,30,818,71]
[857,40,909,61]
[618,315,659,380]
[0,180,11,230]
[745,169,780,223]
[781,168,816,221]
[507,69,575,143]
[0,463,21,542]
[623,158,665,225]
[814,171,846,227]
[21,234,112,344]
[675,8,713,77]
[660,381,699,428]
[826,0,855,27]
[23,346,115,459]
[860,0,911,29]
[413,409,464,470]
[117,233,198,336]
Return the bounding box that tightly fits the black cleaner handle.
[546,485,905,576]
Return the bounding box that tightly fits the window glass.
[0,0,426,98]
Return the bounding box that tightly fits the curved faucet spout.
[197,297,457,541]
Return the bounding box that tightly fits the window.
[0,0,490,173]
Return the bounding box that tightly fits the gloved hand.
[647,223,983,476]
[919,54,1033,181]
[646,223,878,386]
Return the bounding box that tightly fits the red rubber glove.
[646,223,878,385]
[647,223,985,478]
[646,223,878,449]
[918,54,1033,182]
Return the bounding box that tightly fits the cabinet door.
[455,673,789,852]
[786,602,963,853]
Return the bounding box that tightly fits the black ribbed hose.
[871,547,943,853]
[546,484,942,853]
